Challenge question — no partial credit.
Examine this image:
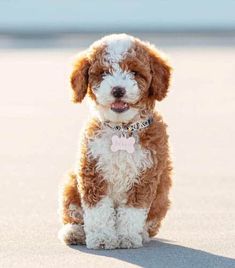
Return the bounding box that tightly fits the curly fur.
[58,34,172,249]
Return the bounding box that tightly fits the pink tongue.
[111,101,126,109]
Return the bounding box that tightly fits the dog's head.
[70,34,171,123]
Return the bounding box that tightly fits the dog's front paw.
[86,233,118,249]
[83,197,118,249]
[116,207,147,248]
[118,234,143,249]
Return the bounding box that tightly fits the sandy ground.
[0,37,235,267]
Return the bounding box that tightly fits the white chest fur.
[87,127,153,205]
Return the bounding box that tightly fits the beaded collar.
[104,117,153,134]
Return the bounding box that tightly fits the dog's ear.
[70,51,90,103]
[147,45,172,101]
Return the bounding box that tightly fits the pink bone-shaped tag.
[111,135,135,154]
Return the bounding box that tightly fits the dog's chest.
[88,128,153,204]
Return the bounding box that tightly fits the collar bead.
[104,117,153,133]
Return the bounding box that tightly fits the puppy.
[58,34,172,249]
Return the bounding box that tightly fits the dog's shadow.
[69,239,235,268]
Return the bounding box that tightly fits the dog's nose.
[111,87,126,98]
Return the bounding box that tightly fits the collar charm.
[111,135,135,154]
[106,117,153,154]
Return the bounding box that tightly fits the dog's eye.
[132,71,138,76]
[101,71,108,77]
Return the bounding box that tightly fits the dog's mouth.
[111,101,129,113]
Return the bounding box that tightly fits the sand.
[0,38,234,267]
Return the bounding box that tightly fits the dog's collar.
[103,117,153,133]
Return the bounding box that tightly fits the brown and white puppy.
[58,34,172,249]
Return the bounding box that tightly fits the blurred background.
[1,0,235,48]
[0,1,235,267]
[1,0,235,32]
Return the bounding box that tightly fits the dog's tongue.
[111,101,127,109]
[111,101,129,113]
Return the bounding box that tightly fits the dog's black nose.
[111,87,126,98]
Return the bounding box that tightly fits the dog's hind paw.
[58,224,85,245]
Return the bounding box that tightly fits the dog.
[58,34,172,249]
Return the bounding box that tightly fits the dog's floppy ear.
[70,51,90,103]
[147,45,172,101]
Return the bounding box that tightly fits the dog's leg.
[116,171,154,248]
[76,151,118,249]
[83,196,118,249]
[58,172,85,245]
[116,206,148,248]
[117,162,171,248]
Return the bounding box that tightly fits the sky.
[0,0,235,32]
